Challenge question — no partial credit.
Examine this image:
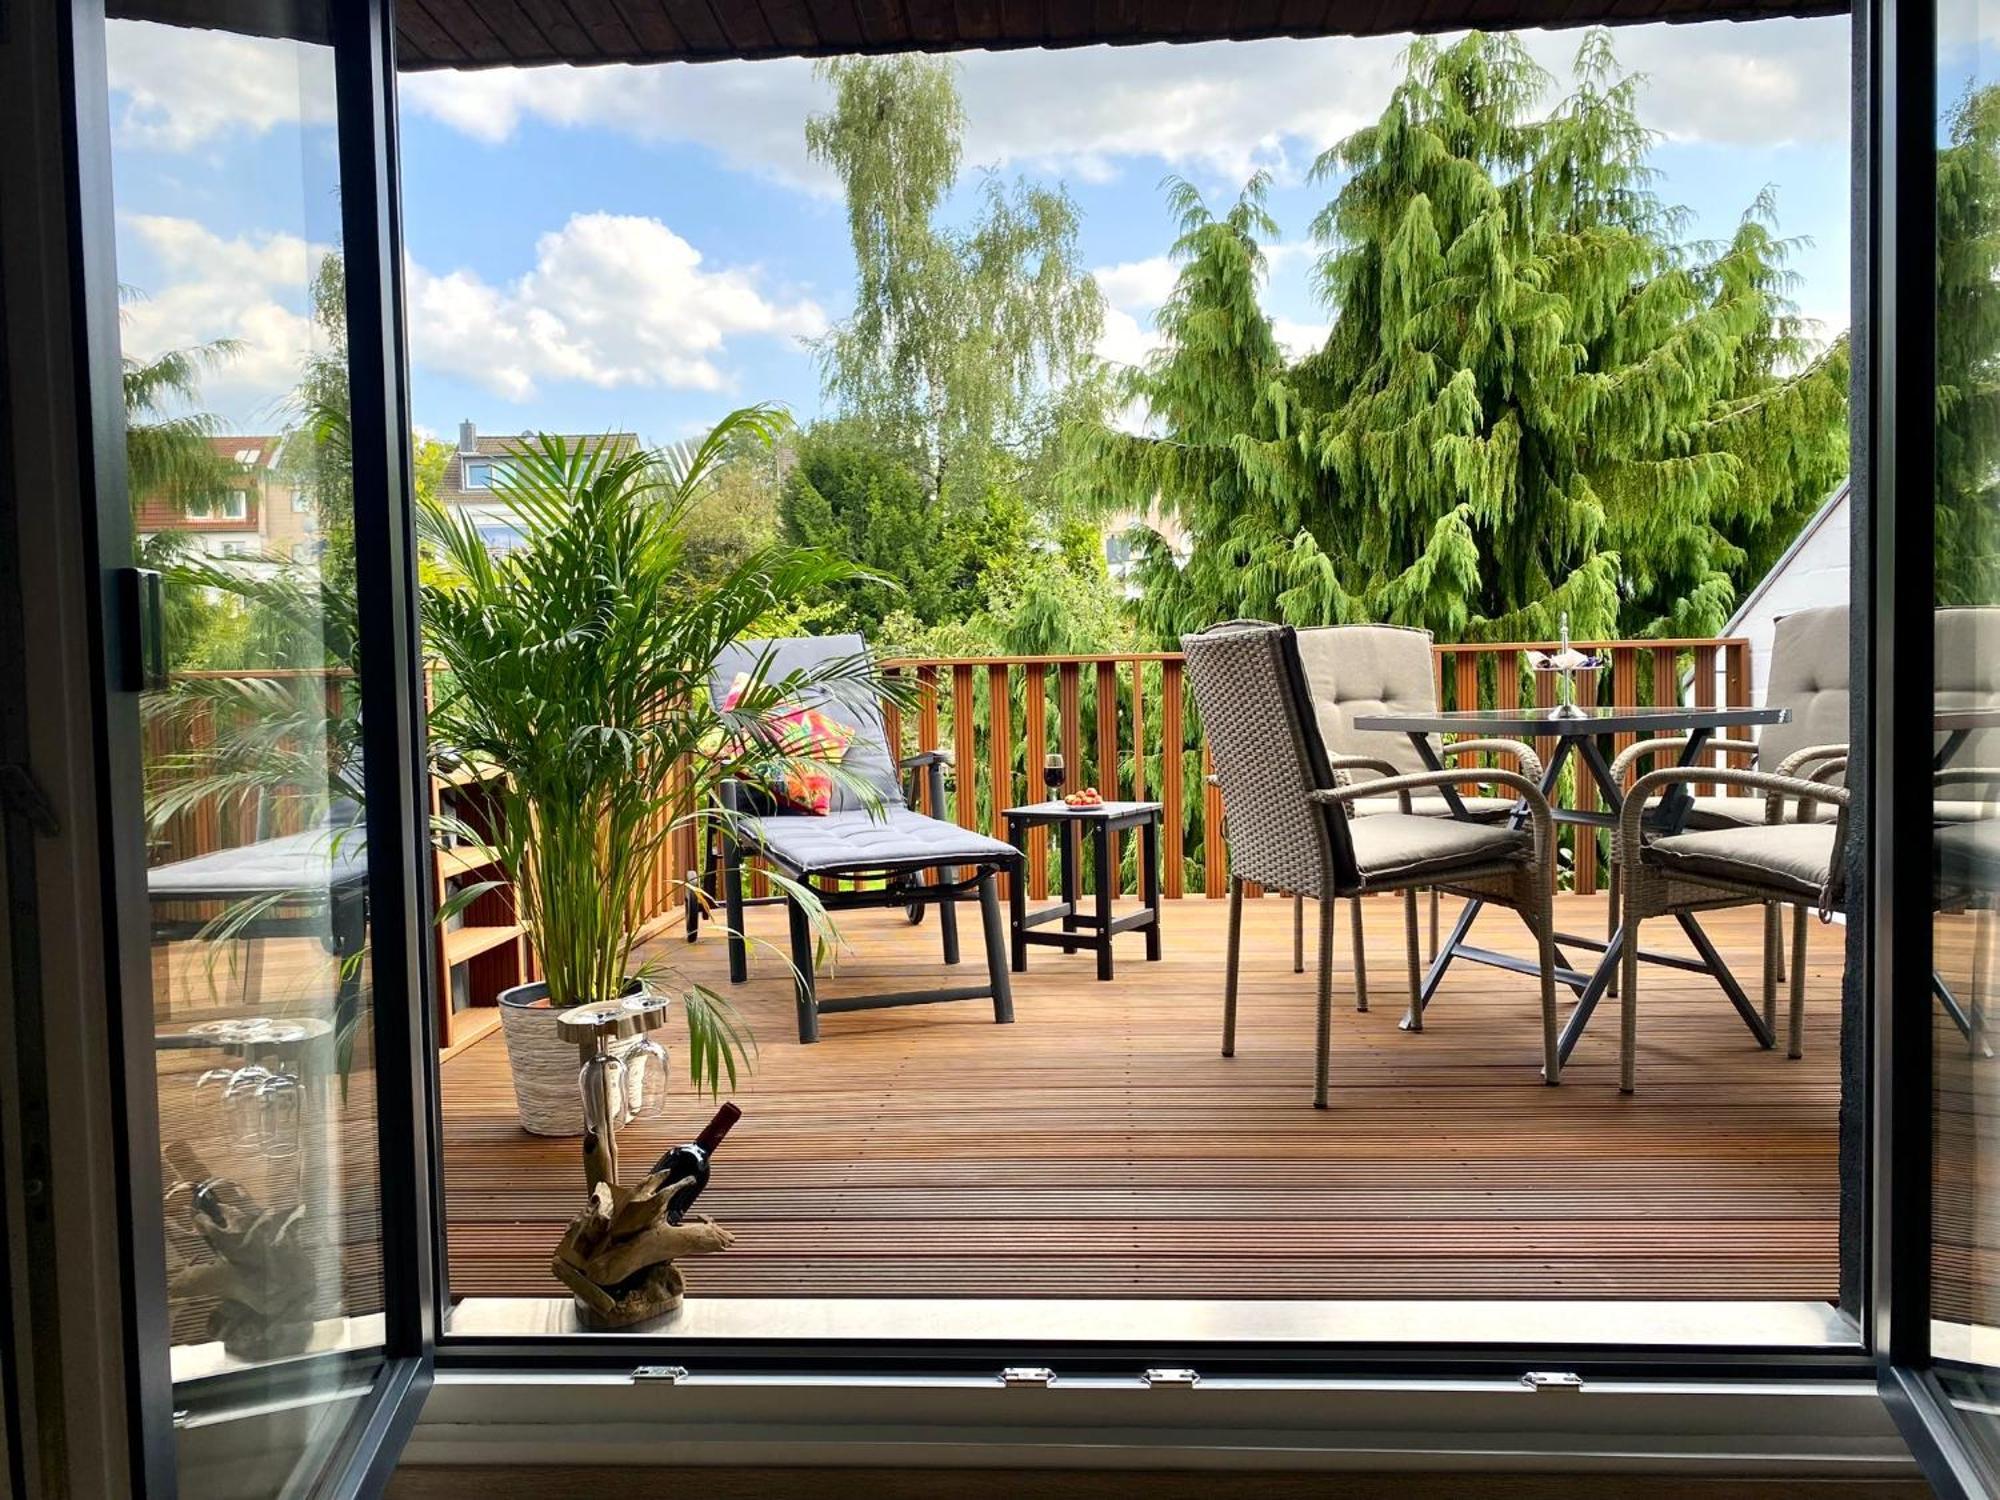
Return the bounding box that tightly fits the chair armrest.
[1607,736,1760,785]
[1617,766,1853,863]
[1313,769,1555,878]
[899,748,954,770]
[1439,737,1545,785]
[1772,742,1849,779]
[1328,754,1402,781]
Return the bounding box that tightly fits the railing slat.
[1097,659,1121,891]
[1724,640,1752,793]
[1162,660,1185,901]
[1202,741,1224,900]
[1611,647,1638,789]
[952,664,978,831]
[1692,644,1718,796]
[988,662,1013,894]
[1024,663,1049,901]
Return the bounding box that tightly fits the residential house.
[133,434,317,570]
[442,420,641,554]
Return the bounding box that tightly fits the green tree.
[806,55,1105,507]
[1937,81,2000,606]
[1077,32,1849,645]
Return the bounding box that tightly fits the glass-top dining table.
[1351,704,1790,1066]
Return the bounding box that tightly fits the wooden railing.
[882,638,1753,902]
[145,637,1752,917]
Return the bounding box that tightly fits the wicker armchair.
[1603,605,1850,994]
[1182,620,1563,1107]
[1614,765,1852,1093]
[1290,624,1546,1008]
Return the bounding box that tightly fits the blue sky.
[104,17,1853,446]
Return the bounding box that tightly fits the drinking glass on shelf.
[223,1065,274,1149]
[258,1071,302,1160]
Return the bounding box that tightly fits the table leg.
[1060,821,1080,939]
[1140,815,1162,961]
[1093,820,1114,981]
[1008,818,1028,973]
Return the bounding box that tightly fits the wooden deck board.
[441,893,1845,1303]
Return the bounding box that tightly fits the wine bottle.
[646,1101,741,1224]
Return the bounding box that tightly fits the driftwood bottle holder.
[552,1166,735,1328]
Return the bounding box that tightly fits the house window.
[476,522,525,554]
[464,460,509,490]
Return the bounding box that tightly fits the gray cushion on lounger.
[742,807,1018,878]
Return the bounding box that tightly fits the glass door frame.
[1871,0,2000,1485]
[41,0,440,1488]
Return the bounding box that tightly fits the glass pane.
[103,4,388,1489]
[1933,0,2000,1458]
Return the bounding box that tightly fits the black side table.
[1003,800,1163,980]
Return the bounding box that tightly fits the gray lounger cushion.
[1350,813,1532,886]
[742,808,1018,879]
[710,633,903,812]
[1644,823,1837,901]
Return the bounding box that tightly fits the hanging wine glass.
[258,1071,302,1160]
[578,1052,626,1135]
[620,1036,672,1124]
[223,1064,274,1150]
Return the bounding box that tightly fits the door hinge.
[1521,1370,1584,1392]
[0,764,57,836]
[1143,1367,1201,1388]
[632,1364,690,1384]
[999,1366,1057,1387]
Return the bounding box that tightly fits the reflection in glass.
[105,4,387,1490]
[1933,0,2000,1462]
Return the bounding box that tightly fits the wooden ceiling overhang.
[394,0,1845,71]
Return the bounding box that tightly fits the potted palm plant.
[418,406,894,1133]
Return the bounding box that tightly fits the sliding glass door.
[52,0,435,1490]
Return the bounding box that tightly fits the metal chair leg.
[979,873,1014,1024]
[938,863,961,965]
[1314,894,1336,1109]
[1761,902,1781,1041]
[1402,888,1421,1024]
[1535,901,1560,1086]
[1293,892,1304,974]
[1429,888,1440,962]
[1606,864,1620,998]
[723,829,748,984]
[1222,874,1244,1057]
[1350,896,1369,1013]
[787,896,818,1043]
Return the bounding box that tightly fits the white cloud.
[404,212,827,401]
[118,216,326,412]
[1094,255,1179,312]
[400,19,1847,203]
[1272,316,1332,359]
[106,19,335,151]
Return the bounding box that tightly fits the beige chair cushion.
[1644,823,1837,902]
[1936,798,2000,824]
[1935,819,2000,892]
[1761,605,1849,773]
[1936,607,2000,768]
[1350,812,1532,887]
[1348,792,1516,820]
[1294,624,1437,780]
[1682,794,1835,828]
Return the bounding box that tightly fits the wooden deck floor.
[439,891,1845,1303]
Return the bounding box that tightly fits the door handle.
[117,567,167,692]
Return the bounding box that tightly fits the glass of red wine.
[1043,752,1065,800]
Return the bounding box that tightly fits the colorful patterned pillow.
[718,672,855,816]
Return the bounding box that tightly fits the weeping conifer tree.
[1078,31,1849,644]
